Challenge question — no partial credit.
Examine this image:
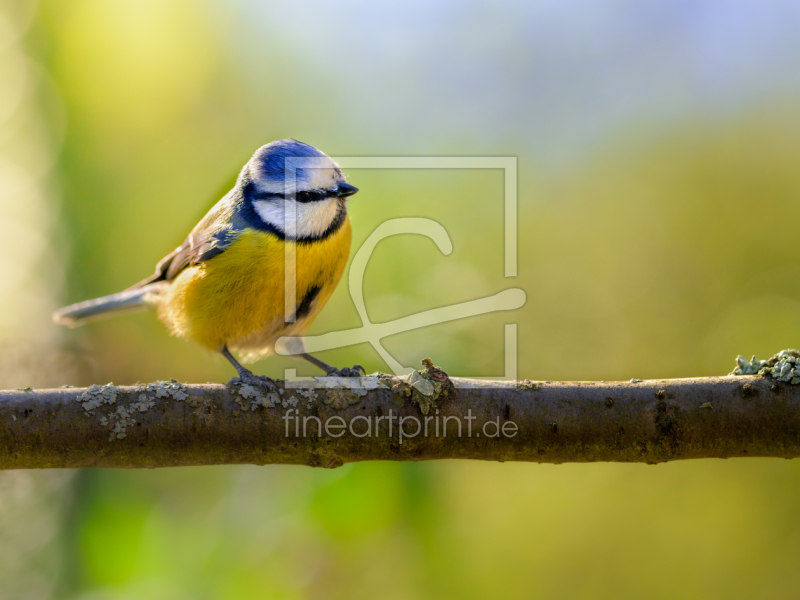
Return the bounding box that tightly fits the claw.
[221,346,280,393]
[326,365,366,377]
[234,372,279,393]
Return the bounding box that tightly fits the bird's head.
[240,140,358,239]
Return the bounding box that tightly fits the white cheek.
[252,198,340,238]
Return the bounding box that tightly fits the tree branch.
[1,365,798,469]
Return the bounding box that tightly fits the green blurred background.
[3,0,800,597]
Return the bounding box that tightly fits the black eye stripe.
[250,189,336,203]
[294,190,331,203]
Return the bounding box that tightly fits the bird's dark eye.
[294,190,328,203]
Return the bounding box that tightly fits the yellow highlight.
[158,218,351,361]
[54,0,218,133]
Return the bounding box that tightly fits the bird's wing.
[127,195,241,289]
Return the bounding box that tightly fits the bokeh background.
[2,0,800,598]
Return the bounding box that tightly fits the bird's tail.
[53,284,164,328]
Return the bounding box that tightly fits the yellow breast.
[157,217,351,359]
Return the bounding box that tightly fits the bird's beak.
[336,182,359,197]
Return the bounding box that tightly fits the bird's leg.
[301,353,365,377]
[220,345,278,392]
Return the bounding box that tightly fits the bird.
[53,140,365,391]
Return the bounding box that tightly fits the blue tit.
[53,140,363,390]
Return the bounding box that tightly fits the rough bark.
[0,371,797,469]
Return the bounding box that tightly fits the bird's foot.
[231,370,279,394]
[325,365,366,377]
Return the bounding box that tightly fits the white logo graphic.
[276,157,524,381]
